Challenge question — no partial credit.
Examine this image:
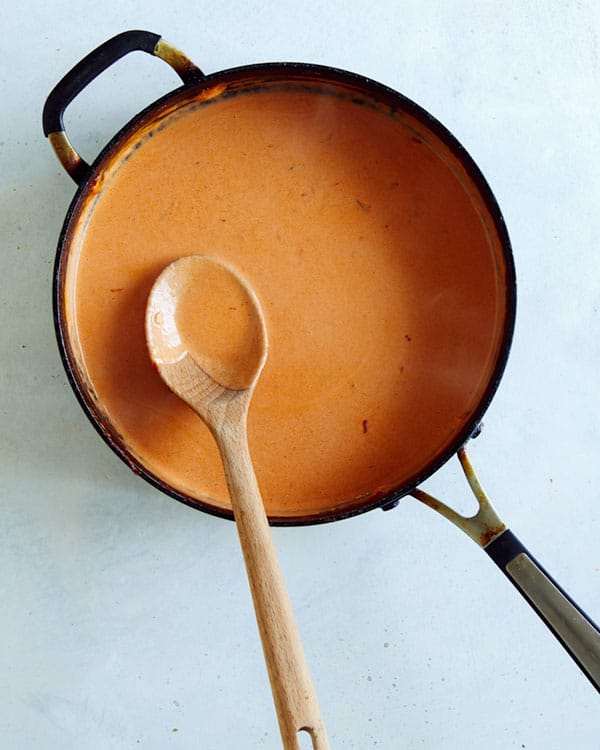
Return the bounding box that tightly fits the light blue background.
[2,2,599,748]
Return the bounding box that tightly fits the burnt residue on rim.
[51,62,516,526]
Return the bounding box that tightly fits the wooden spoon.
[145,255,329,750]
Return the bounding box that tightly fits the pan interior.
[61,74,512,522]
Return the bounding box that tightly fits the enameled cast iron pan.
[44,31,600,696]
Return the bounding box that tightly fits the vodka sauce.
[62,82,509,520]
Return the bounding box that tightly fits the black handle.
[486,529,600,692]
[44,31,156,136]
[43,30,204,183]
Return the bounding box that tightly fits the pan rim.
[52,60,517,526]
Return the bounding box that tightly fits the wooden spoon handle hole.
[297,726,329,750]
[297,728,316,750]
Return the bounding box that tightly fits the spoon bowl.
[147,254,267,392]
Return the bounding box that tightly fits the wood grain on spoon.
[146,255,329,750]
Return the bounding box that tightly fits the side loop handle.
[42,30,204,184]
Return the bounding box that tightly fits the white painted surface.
[1,2,599,748]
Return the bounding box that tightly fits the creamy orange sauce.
[63,81,509,520]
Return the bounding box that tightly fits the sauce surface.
[64,81,509,520]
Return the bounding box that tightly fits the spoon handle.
[216,418,330,750]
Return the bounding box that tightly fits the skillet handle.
[412,449,600,692]
[486,529,600,692]
[42,30,204,184]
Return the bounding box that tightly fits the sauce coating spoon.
[146,255,329,750]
